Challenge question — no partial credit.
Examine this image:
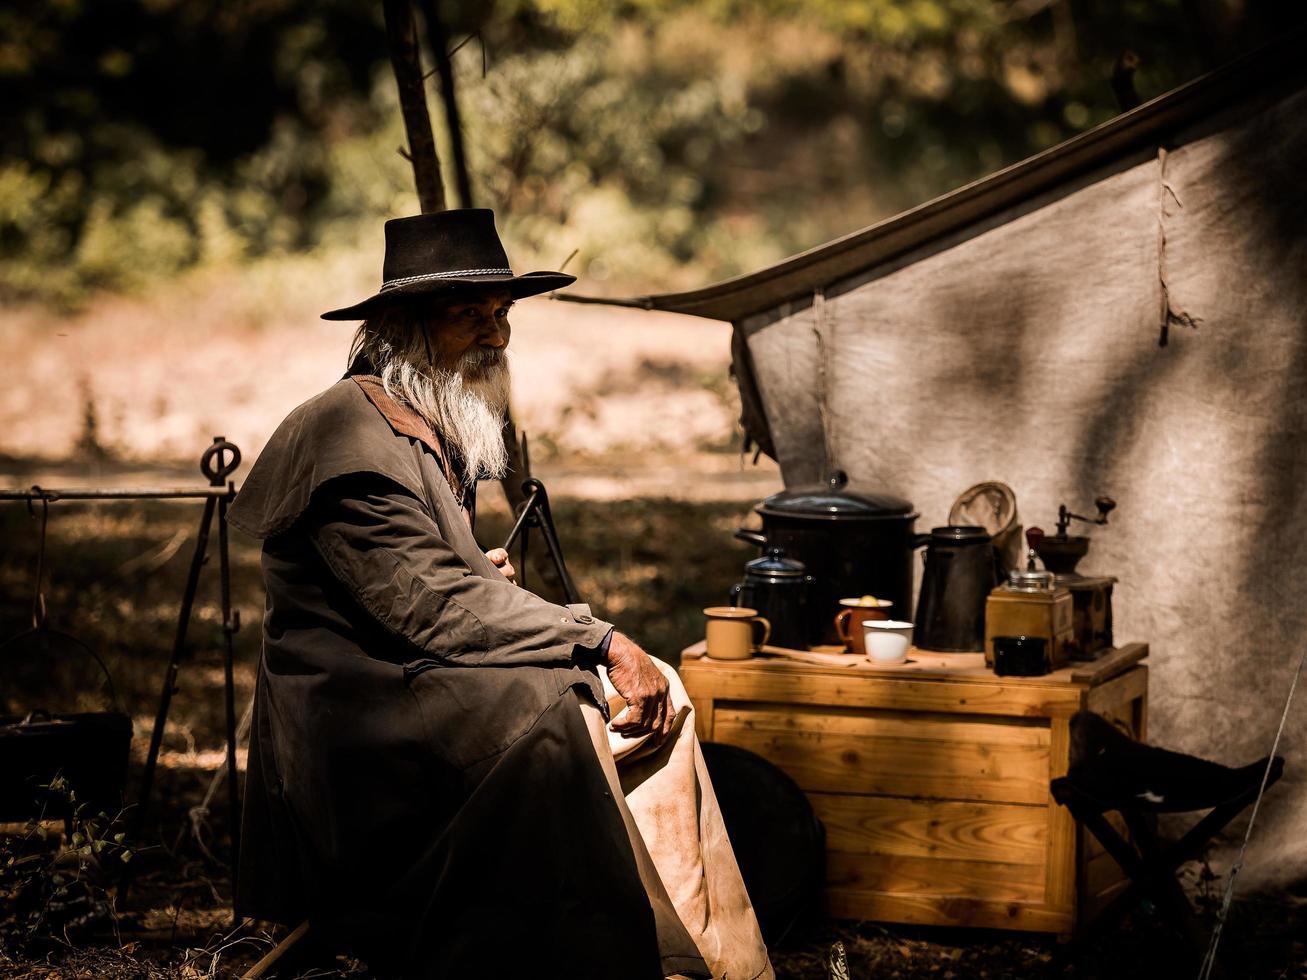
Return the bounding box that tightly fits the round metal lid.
[744,547,807,578]
[758,470,915,520]
[1007,568,1056,591]
[929,524,991,541]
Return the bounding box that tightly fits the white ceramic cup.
[863,619,913,665]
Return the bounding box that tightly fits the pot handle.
[734,528,768,548]
[834,608,852,643]
[913,532,931,549]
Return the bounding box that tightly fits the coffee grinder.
[984,528,1076,668]
[1032,495,1119,660]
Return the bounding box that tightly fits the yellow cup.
[704,606,771,660]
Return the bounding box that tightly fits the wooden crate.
[680,641,1148,935]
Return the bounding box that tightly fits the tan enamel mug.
[704,606,771,660]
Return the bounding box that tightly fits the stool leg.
[1049,806,1146,971]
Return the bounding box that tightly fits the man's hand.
[485,547,515,581]
[603,631,673,739]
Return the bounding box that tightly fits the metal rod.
[0,487,235,502]
[123,494,217,895]
[502,488,542,553]
[500,479,581,604]
[217,495,241,883]
[531,483,581,604]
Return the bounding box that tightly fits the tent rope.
[1195,639,1307,980]
[811,286,837,473]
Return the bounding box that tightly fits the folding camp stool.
[1049,711,1284,978]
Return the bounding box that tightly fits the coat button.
[577,614,594,624]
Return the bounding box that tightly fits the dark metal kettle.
[914,525,998,652]
[729,548,811,651]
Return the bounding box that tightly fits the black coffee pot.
[729,548,811,650]
[915,525,999,652]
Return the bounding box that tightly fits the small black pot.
[730,548,811,650]
[736,471,921,645]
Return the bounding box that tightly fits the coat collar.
[351,374,445,459]
[350,373,478,524]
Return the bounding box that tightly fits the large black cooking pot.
[736,471,920,645]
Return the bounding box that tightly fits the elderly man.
[227,209,772,980]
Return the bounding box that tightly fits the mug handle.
[834,608,852,642]
[752,616,771,650]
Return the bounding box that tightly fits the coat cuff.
[566,603,614,666]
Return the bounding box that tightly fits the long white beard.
[381,347,511,484]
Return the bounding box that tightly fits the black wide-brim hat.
[321,208,575,320]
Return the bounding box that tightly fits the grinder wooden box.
[680,641,1149,936]
[1066,576,1116,658]
[985,586,1076,666]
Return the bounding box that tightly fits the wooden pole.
[383,0,446,213]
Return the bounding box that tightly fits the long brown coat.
[227,373,699,978]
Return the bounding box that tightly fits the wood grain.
[690,692,715,742]
[824,890,1073,933]
[682,662,1084,717]
[826,852,1045,903]
[714,703,1052,804]
[1069,643,1149,684]
[1087,665,1148,716]
[1044,713,1078,908]
[810,793,1047,865]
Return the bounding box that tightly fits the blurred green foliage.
[0,0,1285,307]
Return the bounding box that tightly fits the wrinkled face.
[420,288,514,372]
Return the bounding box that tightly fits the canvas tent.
[565,38,1307,887]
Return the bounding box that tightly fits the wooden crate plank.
[1044,713,1078,908]
[824,890,1073,933]
[826,852,1045,903]
[714,704,1052,804]
[1068,643,1149,684]
[810,793,1047,866]
[690,694,715,742]
[1087,666,1148,717]
[680,661,1083,717]
[715,703,1049,745]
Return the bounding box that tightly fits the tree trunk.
[417,0,474,210]
[382,0,446,213]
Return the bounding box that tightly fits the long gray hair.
[348,308,511,484]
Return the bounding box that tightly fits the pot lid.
[759,470,914,519]
[1006,568,1056,591]
[744,547,807,578]
[930,524,991,541]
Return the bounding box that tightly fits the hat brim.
[320,271,577,321]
